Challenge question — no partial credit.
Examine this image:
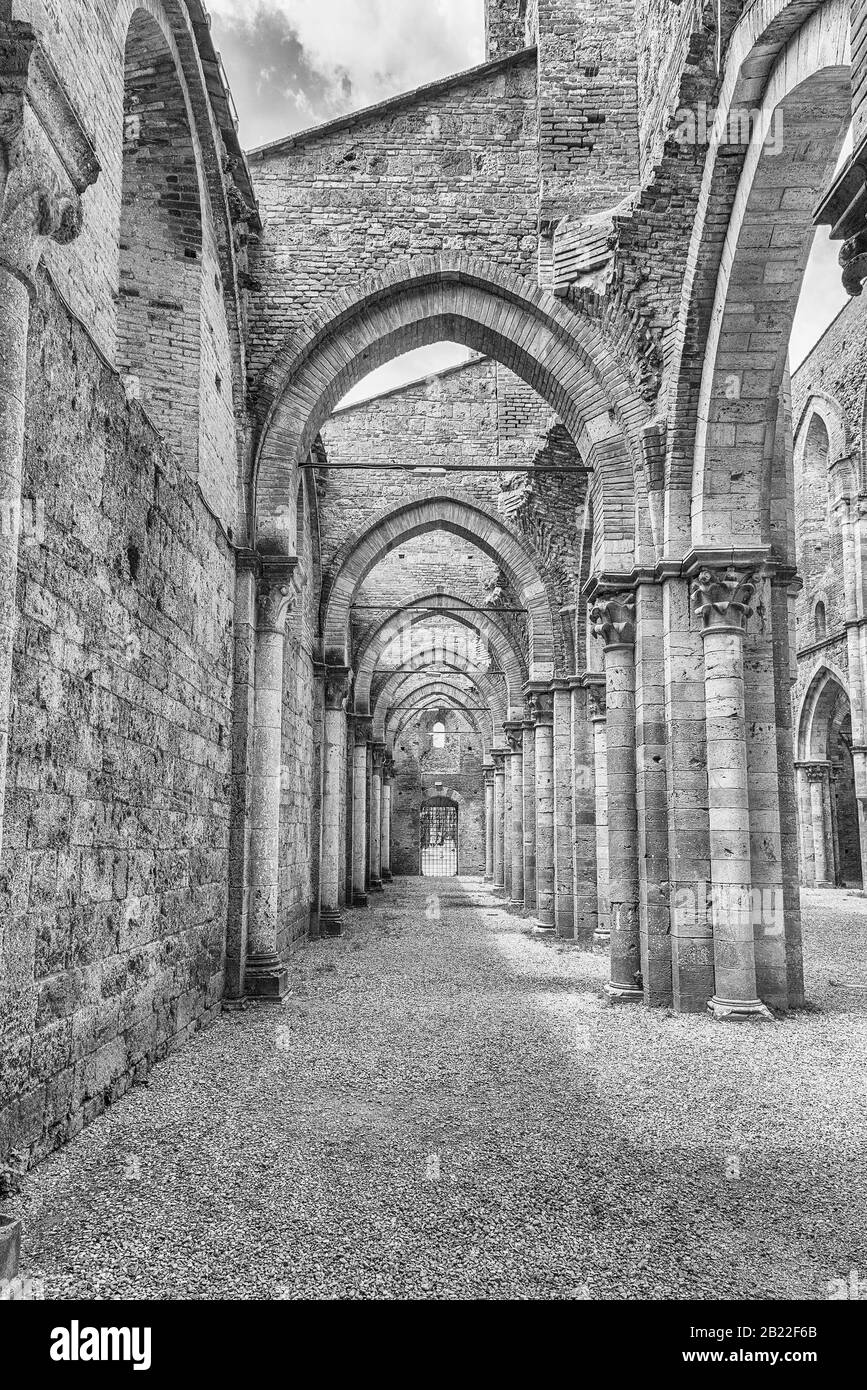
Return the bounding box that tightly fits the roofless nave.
[0,0,866,1176]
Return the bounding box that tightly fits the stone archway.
[797,667,864,888]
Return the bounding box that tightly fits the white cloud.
[208,0,484,117]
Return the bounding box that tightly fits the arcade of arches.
[2,0,867,1171]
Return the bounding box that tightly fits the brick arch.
[662,0,852,553]
[325,497,557,681]
[250,256,646,569]
[355,595,527,719]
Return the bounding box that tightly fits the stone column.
[522,719,537,910]
[319,667,351,938]
[528,687,555,933]
[503,754,512,900]
[247,558,302,1000]
[369,743,385,892]
[795,764,816,884]
[381,753,394,882]
[351,715,371,907]
[572,676,598,944]
[492,750,506,892]
[483,764,494,882]
[588,680,610,946]
[590,593,641,1001]
[504,722,524,907]
[805,763,832,886]
[552,678,574,938]
[692,567,770,1020]
[0,29,98,867]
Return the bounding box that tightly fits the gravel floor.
[9,879,867,1300]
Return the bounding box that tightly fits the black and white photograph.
[0,0,866,1356]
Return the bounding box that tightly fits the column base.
[593,928,611,948]
[606,981,643,1003]
[369,878,384,893]
[707,995,774,1022]
[381,870,393,883]
[353,893,369,909]
[484,873,493,883]
[533,920,556,936]
[245,953,289,1002]
[510,897,524,910]
[320,910,344,939]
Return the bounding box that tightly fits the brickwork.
[0,274,234,1167]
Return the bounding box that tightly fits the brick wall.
[0,273,234,1167]
[19,0,242,532]
[246,54,539,381]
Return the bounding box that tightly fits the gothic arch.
[663,0,852,553]
[323,496,558,681]
[249,255,648,571]
[797,663,853,761]
[354,594,527,718]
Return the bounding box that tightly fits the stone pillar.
[795,764,817,884]
[805,763,832,886]
[635,580,671,1004]
[492,750,506,892]
[369,743,385,892]
[589,682,610,946]
[381,753,394,882]
[351,715,371,907]
[528,687,555,933]
[572,676,598,944]
[590,593,641,1001]
[247,558,302,1000]
[552,678,574,938]
[226,552,258,998]
[522,719,537,909]
[483,764,494,881]
[0,28,98,868]
[504,722,524,907]
[319,667,351,938]
[502,752,512,900]
[692,567,770,1020]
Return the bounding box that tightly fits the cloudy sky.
[207,0,845,397]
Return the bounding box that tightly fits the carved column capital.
[371,742,387,773]
[503,719,524,753]
[491,748,508,771]
[526,686,554,725]
[323,665,352,711]
[483,763,495,787]
[590,592,635,649]
[585,678,607,721]
[382,753,396,782]
[352,714,373,746]
[0,24,99,286]
[691,566,756,635]
[256,557,303,636]
[797,760,832,784]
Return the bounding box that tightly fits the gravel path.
[10,879,867,1300]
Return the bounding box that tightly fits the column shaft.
[320,681,349,936]
[552,682,574,937]
[484,768,494,882]
[522,722,536,909]
[247,624,288,998]
[351,733,369,907]
[381,776,392,882]
[530,692,555,933]
[0,270,29,868]
[493,756,505,891]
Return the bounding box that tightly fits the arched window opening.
[814,600,827,641]
[431,720,446,749]
[118,11,202,468]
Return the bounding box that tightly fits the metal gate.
[420,800,458,876]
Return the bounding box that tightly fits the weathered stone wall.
[0,274,234,1167]
[16,0,243,533]
[246,53,539,381]
[319,356,586,671]
[791,292,867,657]
[391,711,485,876]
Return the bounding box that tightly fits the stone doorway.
[421,798,458,876]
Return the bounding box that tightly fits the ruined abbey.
[1,0,867,1233]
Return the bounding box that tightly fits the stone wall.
[0,274,235,1167]
[391,710,485,876]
